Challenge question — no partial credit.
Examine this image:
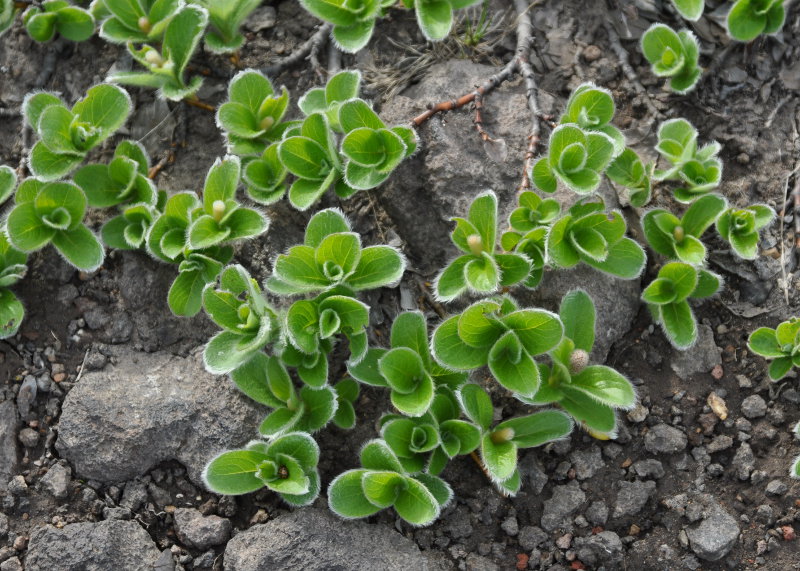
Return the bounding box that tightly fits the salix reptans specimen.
[748,317,800,380]
[328,439,453,526]
[653,118,722,203]
[98,0,182,43]
[266,208,405,296]
[204,432,322,507]
[459,383,572,494]
[435,191,532,301]
[23,0,95,42]
[23,84,132,181]
[559,83,625,155]
[518,290,637,440]
[716,204,775,259]
[431,295,563,397]
[642,193,727,266]
[642,262,720,349]
[193,0,261,53]
[546,197,646,279]
[606,149,653,208]
[670,0,703,21]
[6,179,104,271]
[348,311,468,416]
[108,4,208,101]
[640,23,701,94]
[727,0,785,42]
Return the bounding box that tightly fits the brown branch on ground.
[602,20,663,122]
[262,23,331,78]
[147,150,175,180]
[410,0,543,191]
[183,96,215,112]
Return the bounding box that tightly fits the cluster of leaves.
[218,70,417,211]
[299,0,481,53]
[748,318,800,381]
[669,0,785,42]
[652,119,722,203]
[0,167,27,340]
[640,23,701,94]
[23,0,94,42]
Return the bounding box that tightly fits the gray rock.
[174,508,231,550]
[686,502,739,561]
[541,482,586,531]
[644,424,687,454]
[765,479,788,496]
[585,501,609,525]
[18,427,39,448]
[569,446,605,480]
[121,480,149,511]
[16,375,37,419]
[741,395,767,419]
[518,526,548,551]
[223,508,450,570]
[500,516,518,536]
[519,453,548,494]
[0,513,8,537]
[670,325,721,379]
[706,435,733,453]
[0,558,22,571]
[613,480,656,518]
[0,401,18,492]
[26,520,161,570]
[38,463,71,499]
[7,475,26,495]
[56,349,265,484]
[632,459,665,479]
[732,443,755,481]
[102,507,132,521]
[464,554,498,571]
[574,531,624,568]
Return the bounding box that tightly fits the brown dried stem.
[263,23,331,78]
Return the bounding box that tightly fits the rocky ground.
[1,0,800,569]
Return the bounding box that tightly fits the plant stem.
[183,96,215,112]
[262,23,331,78]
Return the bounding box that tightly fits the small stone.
[569,447,605,480]
[38,463,71,499]
[706,392,727,419]
[632,459,665,479]
[585,501,609,526]
[173,508,231,551]
[541,483,586,531]
[766,479,788,496]
[12,536,26,551]
[644,424,687,454]
[627,404,648,423]
[755,504,775,525]
[556,533,573,549]
[500,516,519,537]
[706,435,733,454]
[103,507,132,520]
[710,365,723,380]
[16,376,37,419]
[583,45,602,62]
[0,557,22,571]
[517,526,548,551]
[573,531,623,568]
[781,525,796,541]
[52,373,66,383]
[0,513,7,537]
[736,375,753,388]
[245,5,277,32]
[17,428,39,448]
[732,443,755,481]
[686,503,739,561]
[741,395,767,419]
[7,476,26,495]
[613,480,656,518]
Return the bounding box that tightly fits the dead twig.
[263,23,331,78]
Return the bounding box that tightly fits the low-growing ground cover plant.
[727,0,785,42]
[97,0,182,44]
[192,0,260,53]
[748,317,800,381]
[22,0,94,42]
[640,23,701,94]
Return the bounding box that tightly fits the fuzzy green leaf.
[458,383,493,431]
[328,470,383,518]
[497,410,573,448]
[203,450,269,495]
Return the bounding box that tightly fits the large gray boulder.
[56,348,265,485]
[0,401,18,491]
[25,520,161,571]
[223,508,452,570]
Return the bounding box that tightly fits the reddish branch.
[411,0,542,192]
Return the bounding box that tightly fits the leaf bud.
[569,348,589,374]
[212,200,226,222]
[467,234,483,257]
[144,50,164,67]
[490,427,515,444]
[138,17,151,33]
[672,225,685,242]
[259,116,275,131]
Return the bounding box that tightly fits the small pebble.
[583,45,602,62]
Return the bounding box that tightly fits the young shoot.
[641,23,701,94]
[0,231,28,339]
[193,0,261,53]
[670,0,704,21]
[716,204,775,259]
[748,317,800,380]
[23,0,95,42]
[727,0,785,42]
[434,191,532,301]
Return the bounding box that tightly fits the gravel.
[732,443,756,481]
[0,401,18,492]
[541,482,586,531]
[741,395,767,419]
[686,501,740,561]
[613,480,657,518]
[38,463,71,499]
[645,424,688,454]
[173,508,231,550]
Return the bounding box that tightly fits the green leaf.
[326,69,361,103]
[571,365,636,409]
[503,309,563,356]
[332,19,375,53]
[468,190,497,254]
[394,476,440,525]
[0,290,24,339]
[229,68,274,110]
[691,269,720,299]
[72,83,132,143]
[338,99,384,132]
[362,471,405,508]
[7,203,55,252]
[748,327,783,358]
[348,348,389,386]
[659,262,698,301]
[546,216,580,269]
[202,450,269,495]
[532,158,557,193]
[659,300,697,349]
[434,255,470,302]
[495,253,532,287]
[163,4,208,78]
[727,0,767,41]
[55,6,95,41]
[559,386,618,434]
[498,410,573,448]
[432,316,490,370]
[51,225,104,271]
[642,278,676,305]
[768,356,793,380]
[274,245,328,289]
[305,208,350,247]
[328,470,383,519]
[457,300,503,348]
[481,434,517,482]
[168,270,205,316]
[38,104,81,155]
[488,332,539,397]
[682,193,726,237]
[28,142,83,181]
[458,383,493,431]
[348,245,405,290]
[671,0,703,21]
[415,0,452,40]
[280,135,332,177]
[230,354,284,408]
[360,439,405,472]
[559,289,595,352]
[464,253,499,293]
[299,386,337,431]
